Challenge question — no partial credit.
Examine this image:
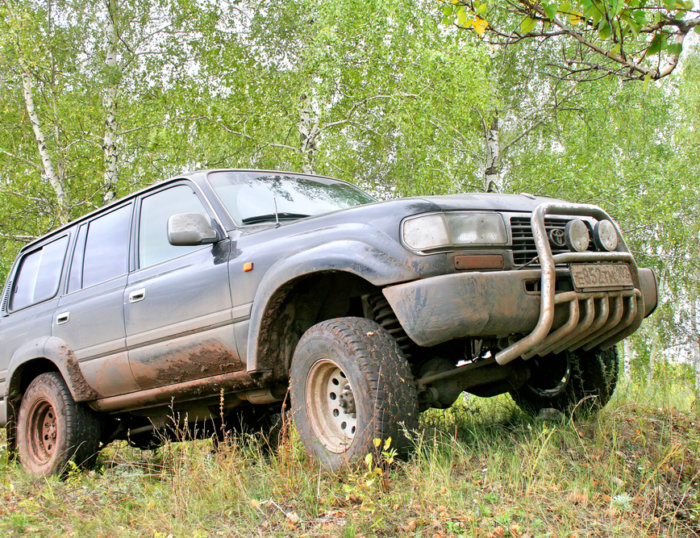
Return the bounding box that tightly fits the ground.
[0,381,697,537]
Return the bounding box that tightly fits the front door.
[125,183,240,390]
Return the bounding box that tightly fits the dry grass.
[0,381,698,537]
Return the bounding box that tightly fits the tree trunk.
[483,115,501,193]
[690,296,700,394]
[298,94,318,175]
[623,339,634,380]
[21,69,70,224]
[647,329,660,384]
[102,0,119,204]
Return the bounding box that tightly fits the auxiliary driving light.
[565,219,590,252]
[594,220,618,251]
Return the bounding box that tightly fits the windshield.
[208,172,376,225]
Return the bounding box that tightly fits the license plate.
[570,264,633,291]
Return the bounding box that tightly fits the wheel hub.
[306,360,358,453]
[338,385,356,414]
[28,400,58,463]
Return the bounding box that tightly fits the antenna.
[273,197,280,227]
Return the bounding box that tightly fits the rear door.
[124,182,240,390]
[53,203,139,398]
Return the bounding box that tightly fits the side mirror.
[167,213,218,246]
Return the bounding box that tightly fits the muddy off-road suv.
[0,170,657,475]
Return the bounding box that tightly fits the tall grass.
[0,382,697,536]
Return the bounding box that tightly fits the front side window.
[138,184,210,269]
[208,172,375,225]
[11,235,69,310]
[82,204,132,288]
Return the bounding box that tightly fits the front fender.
[245,238,442,374]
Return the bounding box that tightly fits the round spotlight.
[594,220,618,251]
[565,219,590,252]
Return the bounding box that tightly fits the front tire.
[510,347,618,415]
[290,317,418,471]
[16,372,101,477]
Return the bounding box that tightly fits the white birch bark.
[21,69,69,224]
[647,330,659,384]
[690,296,700,393]
[102,0,119,204]
[483,115,501,193]
[623,339,634,380]
[298,94,319,175]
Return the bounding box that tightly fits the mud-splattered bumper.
[383,202,658,366]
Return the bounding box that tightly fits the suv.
[0,170,657,475]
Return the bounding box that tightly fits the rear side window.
[11,235,69,310]
[81,204,132,288]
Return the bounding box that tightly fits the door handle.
[129,288,146,303]
[56,312,70,324]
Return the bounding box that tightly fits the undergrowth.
[0,382,697,537]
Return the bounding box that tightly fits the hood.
[415,193,564,213]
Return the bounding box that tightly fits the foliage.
[0,0,697,379]
[439,0,700,81]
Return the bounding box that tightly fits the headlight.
[402,212,507,252]
[594,220,618,251]
[565,219,590,252]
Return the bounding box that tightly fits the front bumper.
[383,202,658,365]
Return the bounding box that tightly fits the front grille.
[510,216,597,266]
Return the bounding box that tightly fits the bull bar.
[494,202,644,365]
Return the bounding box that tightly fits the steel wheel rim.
[27,399,58,464]
[305,359,357,453]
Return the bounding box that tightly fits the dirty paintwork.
[0,169,657,446]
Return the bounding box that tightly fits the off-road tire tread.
[17,372,101,476]
[511,347,619,416]
[291,317,418,470]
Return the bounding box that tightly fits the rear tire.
[290,317,418,471]
[510,347,618,415]
[16,372,101,477]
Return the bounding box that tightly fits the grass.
[0,381,698,537]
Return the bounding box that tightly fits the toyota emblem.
[549,228,566,248]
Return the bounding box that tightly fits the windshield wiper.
[241,212,310,225]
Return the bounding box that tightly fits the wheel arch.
[244,239,424,376]
[247,269,380,378]
[7,337,98,405]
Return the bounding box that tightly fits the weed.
[0,382,697,536]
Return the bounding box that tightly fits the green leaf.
[457,8,467,26]
[695,25,700,35]
[521,17,537,34]
[647,33,666,55]
[628,20,641,37]
[610,0,624,18]
[643,73,651,92]
[598,21,611,39]
[543,3,557,21]
[667,43,682,56]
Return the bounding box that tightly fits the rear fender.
[6,337,97,403]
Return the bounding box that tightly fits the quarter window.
[138,185,210,269]
[82,204,132,288]
[11,235,69,310]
